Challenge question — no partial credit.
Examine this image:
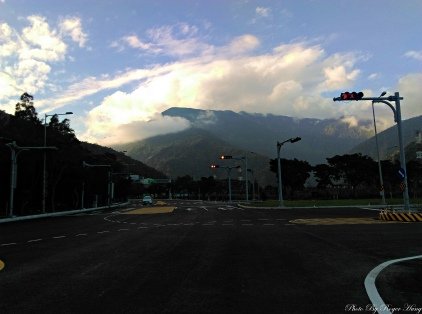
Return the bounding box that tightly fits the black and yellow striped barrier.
[379,210,422,222]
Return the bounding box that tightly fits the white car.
[142,195,153,205]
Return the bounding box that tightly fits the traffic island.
[379,210,422,222]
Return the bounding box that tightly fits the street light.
[43,111,73,213]
[277,137,301,207]
[82,161,112,208]
[220,155,249,201]
[210,164,240,202]
[6,141,57,217]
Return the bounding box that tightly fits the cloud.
[113,23,213,57]
[59,17,88,48]
[397,73,422,119]
[404,50,422,61]
[0,15,87,112]
[256,7,271,18]
[82,111,191,145]
[78,40,372,144]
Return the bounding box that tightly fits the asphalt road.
[1,200,421,314]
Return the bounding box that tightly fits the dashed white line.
[75,233,88,237]
[27,239,43,243]
[97,231,110,234]
[53,236,66,239]
[1,243,17,247]
[137,226,149,229]
[118,228,129,231]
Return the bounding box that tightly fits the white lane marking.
[53,236,66,239]
[364,254,422,314]
[118,228,129,231]
[258,218,270,221]
[222,223,234,226]
[75,233,88,237]
[183,223,195,226]
[202,223,214,226]
[27,239,43,243]
[137,226,149,229]
[97,231,110,234]
[1,243,17,247]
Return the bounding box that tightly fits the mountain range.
[116,107,415,185]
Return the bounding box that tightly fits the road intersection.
[1,200,421,313]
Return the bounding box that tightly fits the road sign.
[398,168,406,180]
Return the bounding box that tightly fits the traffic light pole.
[334,92,410,211]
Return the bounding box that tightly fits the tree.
[313,164,334,188]
[15,93,41,125]
[326,153,378,196]
[269,158,312,198]
[48,114,75,139]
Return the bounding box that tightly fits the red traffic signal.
[220,155,232,160]
[340,91,364,101]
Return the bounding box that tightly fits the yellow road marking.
[291,218,399,225]
[123,206,176,215]
[0,260,5,271]
[155,201,167,206]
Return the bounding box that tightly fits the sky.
[0,0,421,145]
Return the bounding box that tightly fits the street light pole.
[43,112,73,213]
[6,141,57,217]
[210,164,239,202]
[276,137,301,207]
[82,161,112,207]
[371,100,386,205]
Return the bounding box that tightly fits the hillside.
[114,128,277,186]
[350,115,422,160]
[0,109,165,215]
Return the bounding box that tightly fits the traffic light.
[340,91,364,101]
[220,155,232,160]
[210,164,219,169]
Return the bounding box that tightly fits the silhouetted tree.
[15,93,41,125]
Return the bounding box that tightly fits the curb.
[0,202,129,224]
[379,210,422,222]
